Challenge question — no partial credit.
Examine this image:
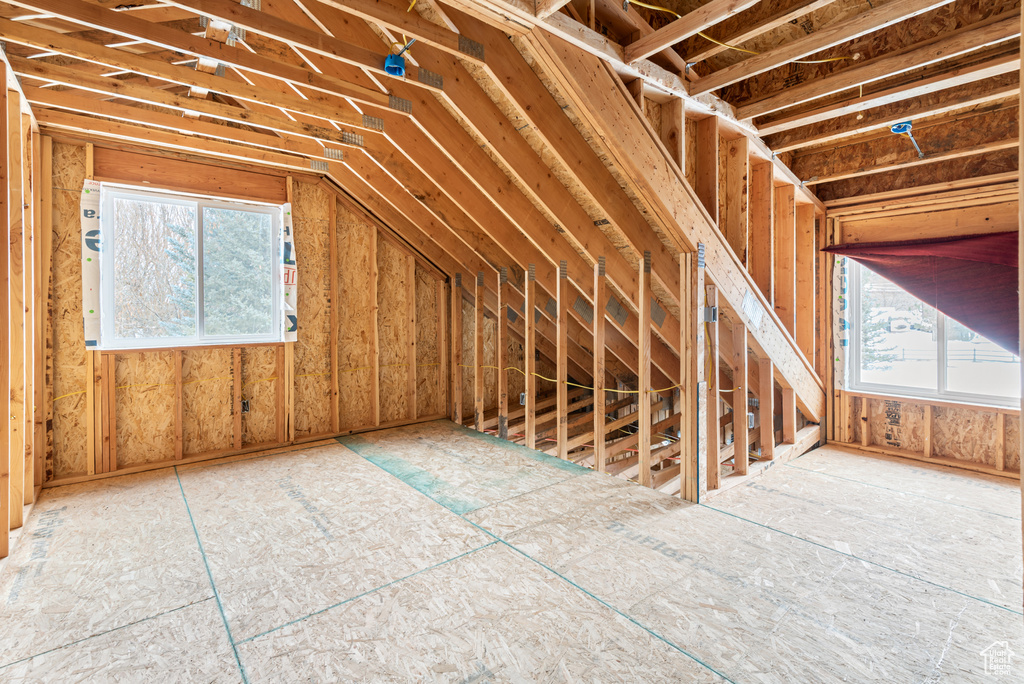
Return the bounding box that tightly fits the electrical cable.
[624,0,854,65]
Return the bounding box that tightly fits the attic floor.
[0,420,1021,683]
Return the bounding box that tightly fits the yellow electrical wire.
[626,0,853,65]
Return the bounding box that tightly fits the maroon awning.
[824,231,1018,354]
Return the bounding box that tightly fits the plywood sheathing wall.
[377,237,412,424]
[50,141,88,478]
[292,180,332,440]
[849,394,1020,473]
[44,142,445,482]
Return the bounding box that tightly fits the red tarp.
[823,231,1019,354]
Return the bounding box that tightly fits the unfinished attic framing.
[0,0,1020,537]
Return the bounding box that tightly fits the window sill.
[94,340,286,354]
[844,388,1020,415]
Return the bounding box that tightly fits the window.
[99,186,281,349]
[851,261,1019,406]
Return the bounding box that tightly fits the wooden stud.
[686,247,707,501]
[474,271,484,431]
[406,255,417,421]
[0,72,8,556]
[749,162,774,302]
[774,185,797,336]
[593,258,607,471]
[722,137,749,265]
[638,252,652,486]
[175,350,184,459]
[923,404,934,458]
[451,274,463,424]
[859,396,870,447]
[525,265,537,449]
[661,98,685,170]
[759,357,775,460]
[557,261,569,459]
[285,177,296,440]
[370,221,380,428]
[996,411,1005,471]
[329,198,340,433]
[497,268,510,439]
[795,205,817,362]
[627,78,645,115]
[233,348,242,451]
[8,91,25,526]
[695,116,719,223]
[22,114,33,501]
[706,283,720,491]
[31,128,43,490]
[783,387,797,445]
[40,135,52,487]
[732,319,749,476]
[106,354,117,472]
[436,280,448,417]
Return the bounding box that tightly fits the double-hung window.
[98,186,282,349]
[849,260,1020,407]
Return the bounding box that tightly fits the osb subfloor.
[1,421,1021,683]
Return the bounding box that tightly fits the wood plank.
[695,115,719,223]
[923,404,934,458]
[175,350,184,459]
[624,0,758,63]
[721,136,749,265]
[748,163,773,302]
[740,12,1021,121]
[536,0,572,19]
[329,199,340,433]
[31,128,43,492]
[627,78,645,115]
[8,90,25,526]
[498,268,510,439]
[691,0,956,94]
[995,411,1005,470]
[275,346,285,444]
[731,318,749,476]
[0,72,8,555]
[773,184,797,336]
[474,271,485,431]
[451,274,463,424]
[38,135,51,490]
[437,280,448,417]
[557,261,569,459]
[706,283,720,490]
[593,258,607,471]
[661,97,685,170]
[370,228,380,428]
[686,249,707,501]
[406,255,417,421]
[759,357,775,460]
[233,348,242,451]
[782,387,797,444]
[638,252,652,486]
[758,54,1020,138]
[20,112,33,498]
[795,206,816,363]
[525,266,538,448]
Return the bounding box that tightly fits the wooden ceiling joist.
[0,16,378,132]
[622,0,759,64]
[739,9,1021,121]
[755,52,1021,136]
[690,0,956,95]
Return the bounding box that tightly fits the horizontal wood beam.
[623,0,758,64]
[691,0,956,95]
[739,11,1021,121]
[756,53,1020,136]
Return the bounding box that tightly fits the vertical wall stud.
[0,73,9,558]
[233,348,242,450]
[695,115,719,223]
[497,267,509,439]
[732,319,748,476]
[783,387,797,445]
[525,265,537,449]
[8,93,24,524]
[749,162,774,301]
[759,357,775,461]
[175,349,184,458]
[557,261,569,459]
[436,280,448,417]
[451,274,463,424]
[662,98,685,170]
[406,255,417,421]
[996,411,1005,470]
[328,198,340,434]
[685,246,707,502]
[774,185,797,336]
[593,258,607,471]
[369,227,380,427]
[722,137,749,265]
[795,205,817,363]
[638,251,652,486]
[706,283,720,491]
[474,271,484,431]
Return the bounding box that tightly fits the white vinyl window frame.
[848,260,1019,408]
[98,185,283,350]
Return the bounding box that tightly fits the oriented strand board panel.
[114,351,175,467]
[508,338,526,409]
[1005,414,1020,471]
[336,200,376,430]
[415,264,440,418]
[482,312,497,411]
[868,397,925,454]
[241,346,278,446]
[51,141,89,479]
[291,181,332,438]
[181,348,233,456]
[377,238,411,423]
[461,299,473,415]
[933,406,1000,468]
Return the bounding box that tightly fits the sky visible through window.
[858,264,1019,402]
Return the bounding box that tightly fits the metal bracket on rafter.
[703,306,718,323]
